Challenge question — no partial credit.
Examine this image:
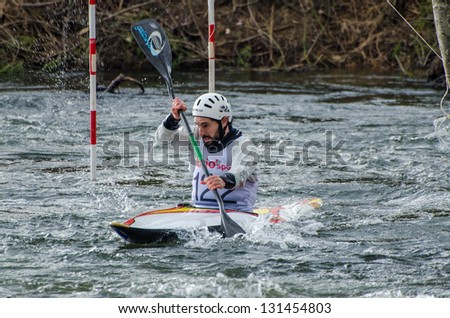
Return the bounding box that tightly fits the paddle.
[131,19,245,238]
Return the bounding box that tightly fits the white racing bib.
[191,138,257,212]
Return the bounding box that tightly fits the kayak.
[110,198,323,244]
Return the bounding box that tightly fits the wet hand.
[201,175,225,191]
[171,98,187,120]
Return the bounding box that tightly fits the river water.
[1,70,449,298]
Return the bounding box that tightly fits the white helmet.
[192,93,232,122]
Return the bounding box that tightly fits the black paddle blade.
[220,212,246,238]
[131,19,174,98]
[212,189,246,238]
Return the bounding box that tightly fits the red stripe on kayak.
[134,208,258,218]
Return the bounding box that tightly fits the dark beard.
[205,139,222,153]
[203,128,242,153]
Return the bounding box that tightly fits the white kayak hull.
[110,199,322,244]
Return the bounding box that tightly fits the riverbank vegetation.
[0,0,441,77]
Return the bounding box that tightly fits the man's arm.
[222,137,259,189]
[154,98,190,146]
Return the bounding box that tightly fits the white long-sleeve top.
[154,116,259,211]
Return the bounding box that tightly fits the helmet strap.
[217,120,225,141]
[217,118,230,141]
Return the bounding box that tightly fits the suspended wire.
[387,0,450,149]
[435,84,450,150]
[386,0,442,61]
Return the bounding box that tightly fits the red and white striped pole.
[89,0,97,180]
[208,0,215,92]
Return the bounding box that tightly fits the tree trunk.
[432,0,450,87]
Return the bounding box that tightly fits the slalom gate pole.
[208,0,215,92]
[89,0,97,180]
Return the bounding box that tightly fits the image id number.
[260,302,332,314]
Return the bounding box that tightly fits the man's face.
[194,117,220,146]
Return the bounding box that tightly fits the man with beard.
[155,93,259,212]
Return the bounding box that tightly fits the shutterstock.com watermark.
[100,130,347,168]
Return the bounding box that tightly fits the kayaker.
[155,93,259,212]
